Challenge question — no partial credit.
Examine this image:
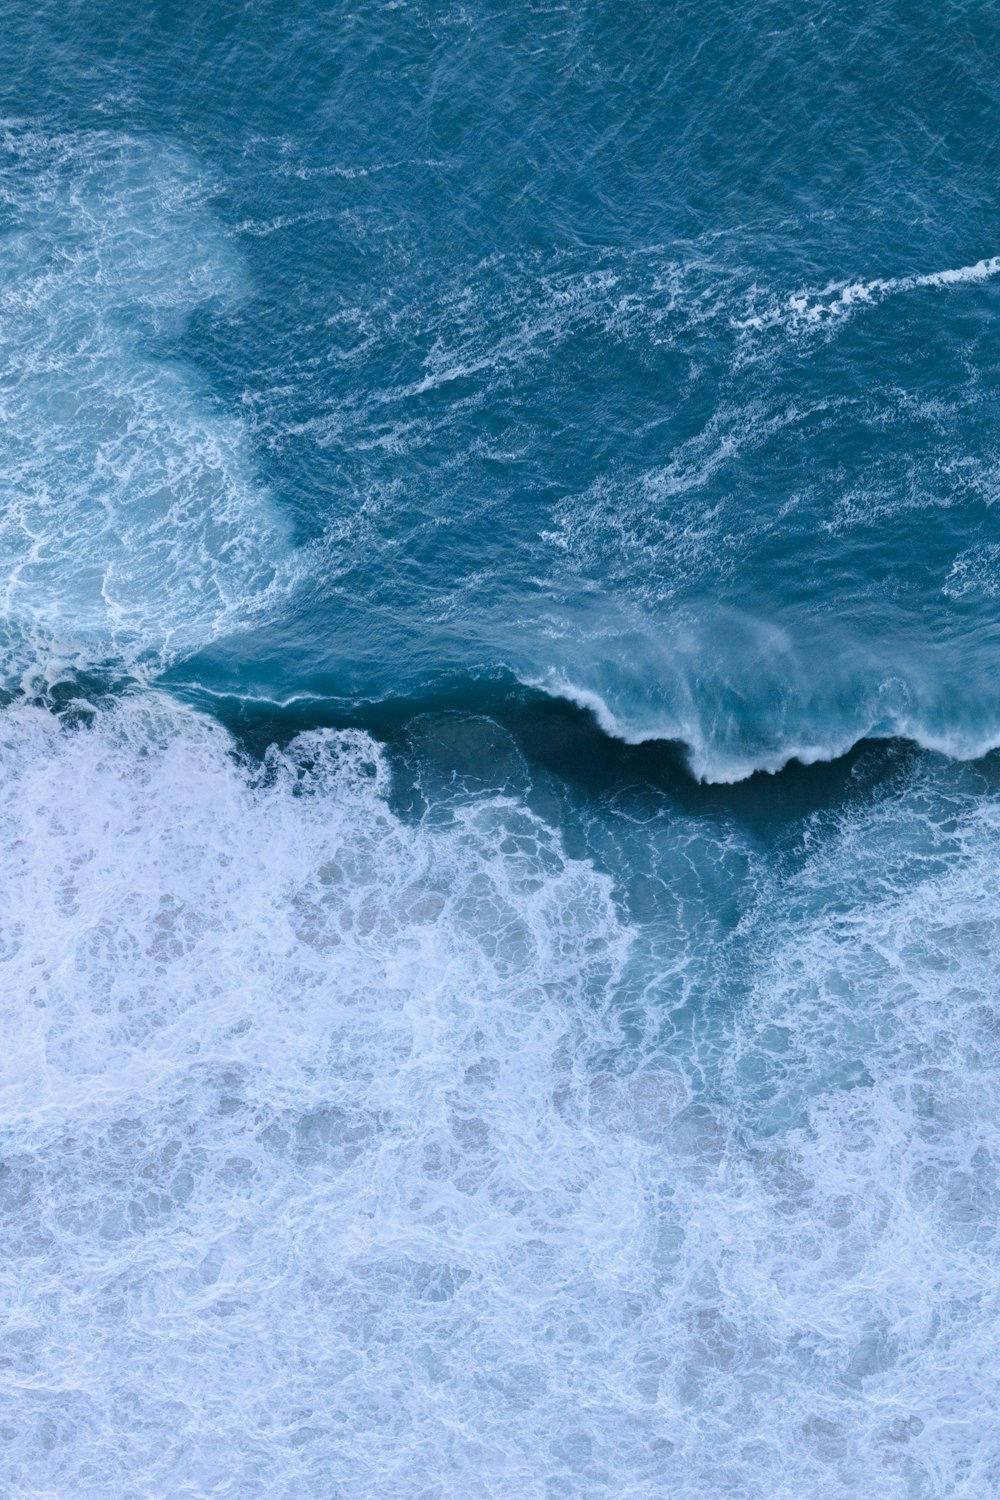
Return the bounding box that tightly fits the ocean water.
[2,2,1000,1495]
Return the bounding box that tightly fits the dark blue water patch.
[6,0,1000,254]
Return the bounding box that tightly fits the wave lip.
[531,666,1000,782]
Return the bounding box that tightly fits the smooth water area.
[2,2,1000,1495]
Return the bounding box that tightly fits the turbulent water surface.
[3,3,1000,1496]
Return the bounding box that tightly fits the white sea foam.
[719,776,1000,1494]
[1,695,998,1495]
[0,126,296,685]
[738,254,1000,334]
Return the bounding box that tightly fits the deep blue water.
[3,3,1000,1495]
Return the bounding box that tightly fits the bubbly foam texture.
[738,254,1000,334]
[1,696,997,1496]
[723,775,1000,1496]
[0,126,294,684]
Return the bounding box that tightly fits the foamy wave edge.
[532,674,1000,783]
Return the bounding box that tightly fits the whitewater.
[3,1,1000,1496]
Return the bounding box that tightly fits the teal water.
[3,3,1000,1495]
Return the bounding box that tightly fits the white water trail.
[738,253,1000,332]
